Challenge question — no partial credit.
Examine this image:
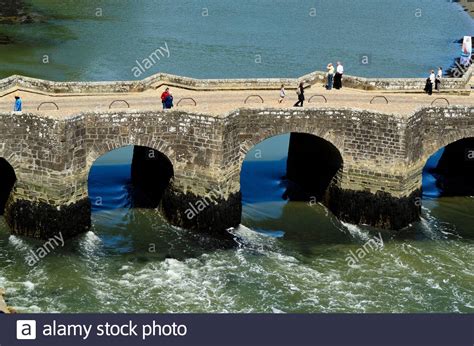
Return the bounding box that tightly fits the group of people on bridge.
[160,87,174,109]
[325,61,344,91]
[424,67,443,95]
[7,63,451,113]
[278,61,346,107]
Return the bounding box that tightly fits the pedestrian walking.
[13,95,22,112]
[293,82,305,107]
[424,70,435,95]
[334,61,344,89]
[161,87,170,109]
[278,84,286,103]
[435,67,443,92]
[326,63,334,90]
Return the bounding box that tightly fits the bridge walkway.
[0,84,472,119]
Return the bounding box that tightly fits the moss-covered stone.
[325,187,421,230]
[160,184,241,248]
[4,197,91,240]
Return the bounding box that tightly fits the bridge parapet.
[1,67,472,96]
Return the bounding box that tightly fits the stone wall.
[0,104,473,239]
[0,66,472,95]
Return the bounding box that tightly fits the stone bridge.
[0,71,473,240]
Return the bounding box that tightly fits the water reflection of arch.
[87,143,174,211]
[421,135,474,240]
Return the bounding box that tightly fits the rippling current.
[0,142,473,313]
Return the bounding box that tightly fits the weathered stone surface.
[160,183,241,247]
[325,187,421,230]
[0,66,472,94]
[4,197,91,239]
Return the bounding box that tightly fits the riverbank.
[0,288,16,313]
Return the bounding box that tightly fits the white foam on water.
[8,235,31,252]
[23,281,35,291]
[400,243,423,256]
[271,307,286,313]
[341,221,370,242]
[79,231,102,255]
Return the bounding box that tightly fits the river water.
[0,1,473,313]
[0,0,473,80]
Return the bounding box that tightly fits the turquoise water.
[0,0,472,80]
[0,1,473,313]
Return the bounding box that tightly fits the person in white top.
[334,61,344,89]
[435,67,442,92]
[326,63,335,90]
[278,84,286,103]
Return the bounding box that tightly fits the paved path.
[0,84,472,119]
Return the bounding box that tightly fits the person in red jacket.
[161,87,170,109]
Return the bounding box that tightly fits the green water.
[0,197,473,313]
[0,0,473,313]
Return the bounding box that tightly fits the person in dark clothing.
[164,94,174,109]
[293,82,305,107]
[333,61,344,89]
[424,70,435,95]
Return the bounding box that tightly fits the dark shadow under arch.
[130,145,174,208]
[88,145,174,210]
[423,137,474,197]
[240,132,343,206]
[284,133,343,202]
[0,158,16,214]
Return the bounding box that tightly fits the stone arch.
[422,135,474,197]
[238,128,344,169]
[87,138,176,172]
[239,131,344,202]
[421,131,474,164]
